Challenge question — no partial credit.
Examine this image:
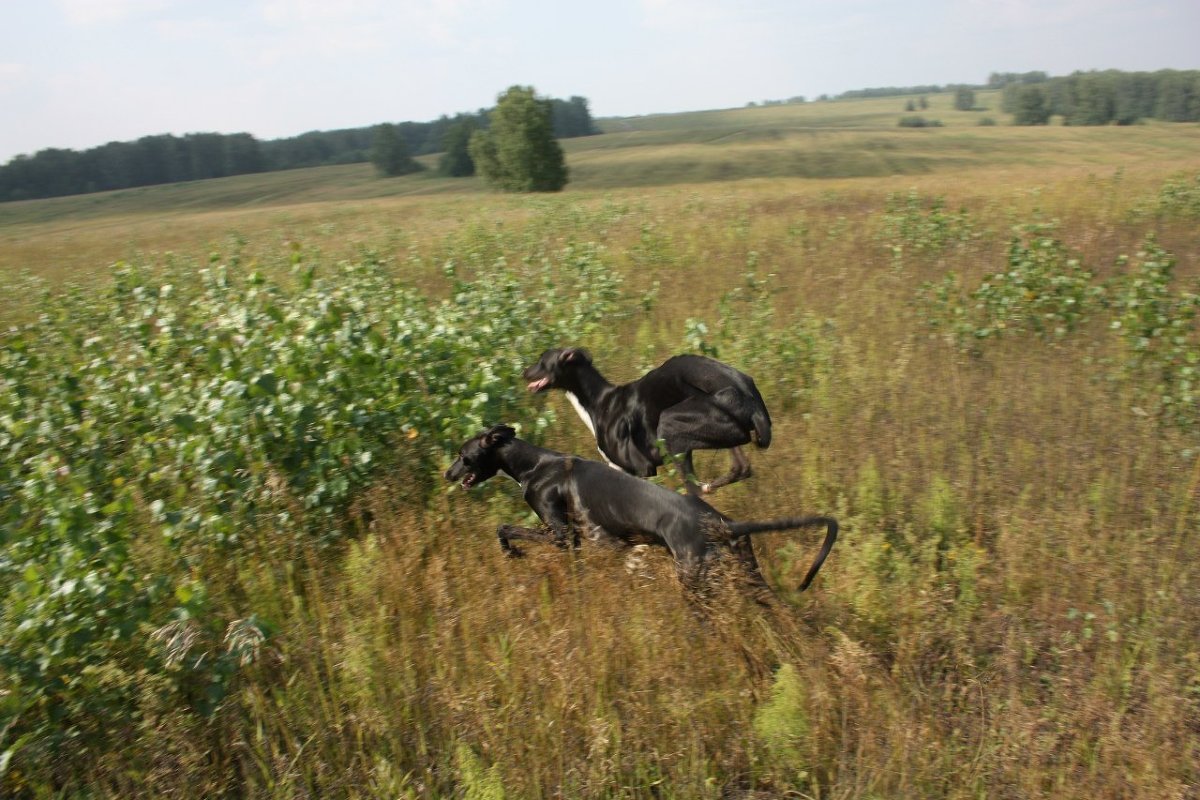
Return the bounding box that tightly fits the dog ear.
[561,347,591,365]
[482,424,516,448]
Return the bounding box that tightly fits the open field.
[4,89,1199,281]
[2,94,1200,798]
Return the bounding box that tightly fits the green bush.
[882,189,976,257]
[1155,173,1200,218]
[898,116,943,128]
[919,223,1096,348]
[0,241,627,775]
[1108,237,1200,430]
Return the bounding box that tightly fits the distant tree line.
[1003,70,1200,125]
[987,72,1050,88]
[0,96,596,202]
[839,84,948,100]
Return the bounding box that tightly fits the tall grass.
[2,155,1200,797]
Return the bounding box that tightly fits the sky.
[1,0,1198,163]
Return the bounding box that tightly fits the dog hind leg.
[701,446,753,493]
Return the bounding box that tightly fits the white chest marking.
[565,391,619,468]
[565,392,596,436]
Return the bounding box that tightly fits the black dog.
[444,425,837,592]
[523,347,772,493]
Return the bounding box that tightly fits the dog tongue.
[527,378,549,392]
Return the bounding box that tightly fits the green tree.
[954,87,976,111]
[469,85,568,192]
[1013,85,1052,125]
[370,123,421,177]
[550,96,598,137]
[438,119,477,177]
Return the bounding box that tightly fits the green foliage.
[1108,237,1200,429]
[0,241,626,774]
[898,116,942,128]
[470,86,568,193]
[455,743,507,800]
[954,87,976,111]
[370,123,422,177]
[549,95,598,138]
[882,190,976,257]
[920,227,1200,435]
[752,663,810,778]
[1155,173,1200,218]
[438,119,477,177]
[919,224,1095,347]
[1012,85,1052,125]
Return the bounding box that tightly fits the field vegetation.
[2,91,1200,798]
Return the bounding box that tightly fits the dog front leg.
[496,523,572,557]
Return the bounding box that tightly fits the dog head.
[444,424,516,489]
[522,347,592,393]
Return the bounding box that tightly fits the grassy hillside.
[2,93,1200,798]
[3,90,1198,287]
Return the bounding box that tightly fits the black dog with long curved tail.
[445,425,837,592]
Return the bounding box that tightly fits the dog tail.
[751,407,772,449]
[728,515,837,592]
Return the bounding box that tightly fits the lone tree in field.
[469,86,568,192]
[371,123,421,177]
[954,87,976,111]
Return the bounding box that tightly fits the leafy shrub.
[898,116,943,128]
[1155,173,1200,218]
[919,223,1096,348]
[1108,237,1200,429]
[0,241,627,775]
[882,190,976,257]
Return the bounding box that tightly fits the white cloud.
[0,63,29,91]
[965,0,1126,27]
[254,0,489,50]
[638,0,740,29]
[56,0,173,25]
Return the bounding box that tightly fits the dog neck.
[494,437,555,486]
[558,363,612,410]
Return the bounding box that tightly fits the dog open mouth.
[460,473,478,489]
[526,377,550,392]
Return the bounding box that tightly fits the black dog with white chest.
[522,347,773,494]
[444,425,837,592]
